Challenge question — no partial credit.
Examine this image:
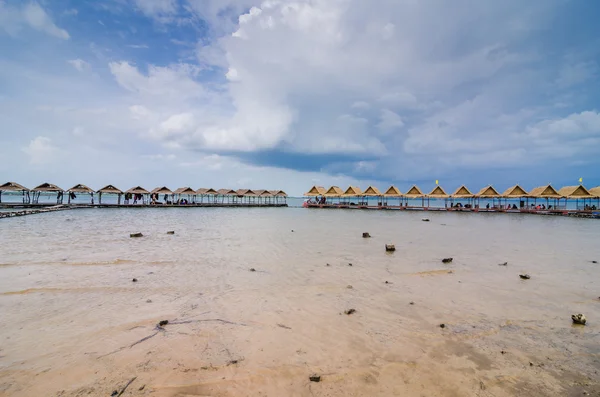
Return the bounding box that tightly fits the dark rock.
[501,350,506,354]
[348,263,353,266]
[130,233,143,238]
[111,391,118,396]
[344,309,356,315]
[385,281,389,284]
[409,301,414,305]
[346,285,353,289]
[291,230,294,232]
[530,362,534,366]
[592,260,598,264]
[139,385,145,391]
[166,231,175,235]
[498,262,508,266]
[146,299,152,303]
[158,320,169,327]
[571,314,586,325]
[439,323,446,328]
[309,374,321,382]
[362,232,371,238]
[326,263,330,266]
[385,244,396,252]
[132,278,138,282]
[519,274,531,280]
[249,268,256,272]
[227,359,239,365]
[442,258,453,263]
[422,218,430,222]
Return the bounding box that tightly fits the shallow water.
[0,208,599,396]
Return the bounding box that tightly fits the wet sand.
[0,208,599,396]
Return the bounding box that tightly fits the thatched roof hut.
[363,186,382,196]
[451,185,474,198]
[97,185,123,194]
[475,185,500,198]
[174,187,196,195]
[32,183,64,192]
[529,185,560,198]
[557,185,592,198]
[404,185,424,198]
[196,188,218,195]
[126,186,150,194]
[257,190,273,197]
[427,186,449,198]
[589,186,600,198]
[236,189,256,196]
[343,186,363,196]
[324,186,344,197]
[383,186,402,197]
[502,185,528,197]
[217,189,236,195]
[151,186,173,195]
[68,184,94,193]
[268,190,287,197]
[0,182,29,192]
[304,186,326,196]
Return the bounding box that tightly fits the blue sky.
[1,0,599,195]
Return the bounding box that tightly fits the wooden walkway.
[0,205,74,219]
[303,203,600,219]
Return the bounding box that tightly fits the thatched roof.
[589,186,600,198]
[217,189,236,195]
[557,185,592,198]
[256,189,273,197]
[427,186,449,198]
[502,185,528,197]
[404,185,424,198]
[383,185,402,197]
[324,186,344,197]
[475,185,500,198]
[363,186,382,196]
[196,188,218,195]
[151,186,173,194]
[529,185,560,198]
[68,184,94,193]
[126,186,150,194]
[174,187,196,194]
[0,182,29,192]
[269,190,288,197]
[451,185,474,198]
[97,185,123,194]
[343,186,363,196]
[32,183,64,192]
[236,189,256,196]
[304,185,326,196]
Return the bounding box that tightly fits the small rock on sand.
[385,244,396,252]
[132,278,138,282]
[309,374,321,382]
[130,233,143,238]
[146,299,152,303]
[249,268,256,272]
[592,260,598,264]
[409,301,414,305]
[346,285,353,289]
[498,262,508,266]
[344,309,356,315]
[519,274,531,280]
[158,320,169,327]
[348,263,353,266]
[166,231,175,235]
[571,313,586,325]
[362,232,371,238]
[439,323,446,328]
[422,218,430,222]
[442,258,453,263]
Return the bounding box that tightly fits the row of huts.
[0,182,287,206]
[305,184,600,209]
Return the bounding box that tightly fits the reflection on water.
[0,208,599,396]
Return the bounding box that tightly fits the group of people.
[124,192,144,205]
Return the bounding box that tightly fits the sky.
[1,0,599,196]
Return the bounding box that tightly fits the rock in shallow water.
[571,313,586,325]
[442,257,453,263]
[385,244,396,252]
[362,232,371,238]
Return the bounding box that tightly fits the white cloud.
[556,61,597,88]
[133,0,178,18]
[377,109,404,133]
[67,59,90,72]
[0,1,69,39]
[128,44,150,49]
[22,136,57,165]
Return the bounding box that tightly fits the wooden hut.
[197,188,218,204]
[501,185,529,209]
[324,186,344,204]
[174,187,196,204]
[150,186,174,204]
[0,182,30,204]
[272,190,288,205]
[528,185,561,210]
[96,184,123,205]
[558,185,593,210]
[382,185,402,207]
[125,186,150,205]
[216,189,236,204]
[450,185,474,208]
[342,186,363,206]
[67,184,95,204]
[255,189,274,205]
[32,183,64,204]
[403,185,424,207]
[426,186,449,208]
[589,186,600,209]
[474,185,501,209]
[235,189,257,204]
[363,186,382,206]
